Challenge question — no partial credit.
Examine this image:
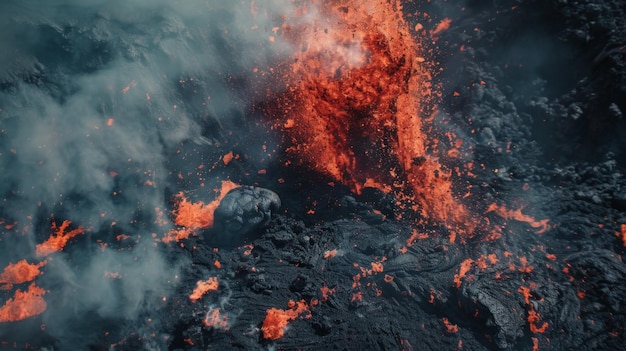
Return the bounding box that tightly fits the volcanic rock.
[212,186,281,243]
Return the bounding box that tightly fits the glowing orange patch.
[172,180,239,229]
[259,0,473,235]
[528,308,548,333]
[320,285,336,302]
[223,151,234,165]
[189,277,219,302]
[518,286,532,304]
[261,300,310,340]
[351,291,363,302]
[161,228,194,244]
[453,258,474,288]
[406,229,428,247]
[431,18,452,37]
[371,262,384,273]
[442,317,459,333]
[203,308,229,330]
[486,203,550,233]
[323,249,338,259]
[0,260,47,289]
[35,221,84,257]
[0,283,47,323]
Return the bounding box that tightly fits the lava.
[203,308,229,330]
[35,220,85,257]
[164,181,240,242]
[258,0,473,236]
[172,181,239,229]
[486,203,551,234]
[261,300,311,340]
[189,277,219,302]
[0,283,47,323]
[0,260,47,290]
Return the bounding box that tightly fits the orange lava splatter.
[323,249,338,259]
[518,286,532,304]
[532,337,539,351]
[486,203,550,233]
[259,0,473,236]
[442,317,459,333]
[189,277,219,302]
[453,258,474,288]
[528,308,548,333]
[223,151,234,165]
[35,220,85,257]
[0,283,47,323]
[172,180,239,229]
[351,291,363,302]
[431,18,452,37]
[371,262,384,273]
[161,228,194,244]
[261,300,311,340]
[0,260,47,288]
[320,285,336,302]
[406,228,428,247]
[203,308,229,330]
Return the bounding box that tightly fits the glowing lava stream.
[256,0,474,236]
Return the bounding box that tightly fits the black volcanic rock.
[212,186,281,241]
[1,1,626,350]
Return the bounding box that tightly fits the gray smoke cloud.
[0,0,304,349]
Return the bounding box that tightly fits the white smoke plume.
[0,0,311,349]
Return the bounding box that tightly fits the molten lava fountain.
[256,0,472,236]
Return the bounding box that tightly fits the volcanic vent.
[1,0,626,350]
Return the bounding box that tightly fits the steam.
[0,0,307,348]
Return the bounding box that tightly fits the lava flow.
[0,221,83,323]
[256,0,473,235]
[163,180,239,243]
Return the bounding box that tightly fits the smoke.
[0,0,308,348]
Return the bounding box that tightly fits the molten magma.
[262,300,311,340]
[0,260,47,290]
[203,308,229,330]
[486,204,551,234]
[260,0,472,233]
[172,181,239,229]
[189,277,219,302]
[0,283,46,323]
[36,220,85,257]
[1,221,80,323]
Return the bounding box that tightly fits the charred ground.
[1,1,625,351]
